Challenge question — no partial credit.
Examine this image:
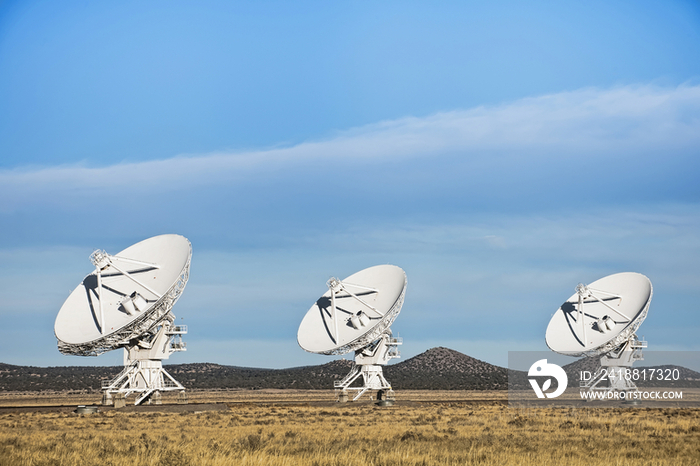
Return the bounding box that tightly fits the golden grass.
[1,396,699,466]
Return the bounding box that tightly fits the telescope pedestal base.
[334,331,402,402]
[335,364,392,402]
[101,321,187,406]
[102,359,185,406]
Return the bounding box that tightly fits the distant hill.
[166,359,355,390]
[2,348,698,392]
[0,360,354,392]
[0,348,507,392]
[385,347,509,390]
[0,362,118,392]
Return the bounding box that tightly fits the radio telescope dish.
[298,265,407,402]
[546,272,652,357]
[545,272,652,397]
[54,234,191,406]
[298,264,406,355]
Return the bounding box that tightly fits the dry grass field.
[1,391,699,466]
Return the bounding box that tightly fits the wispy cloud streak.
[1,84,699,212]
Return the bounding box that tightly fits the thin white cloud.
[1,84,699,212]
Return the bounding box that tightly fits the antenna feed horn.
[327,277,343,293]
[90,249,110,270]
[575,283,590,297]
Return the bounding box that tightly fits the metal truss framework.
[102,320,188,405]
[320,275,407,356]
[575,283,653,358]
[335,331,402,401]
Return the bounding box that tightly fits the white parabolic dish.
[54,234,191,355]
[297,265,407,356]
[545,272,652,357]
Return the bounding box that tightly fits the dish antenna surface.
[545,272,652,396]
[298,265,406,402]
[55,234,191,406]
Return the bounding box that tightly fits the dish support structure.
[102,317,187,406]
[335,331,402,402]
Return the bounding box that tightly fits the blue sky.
[1,1,699,369]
